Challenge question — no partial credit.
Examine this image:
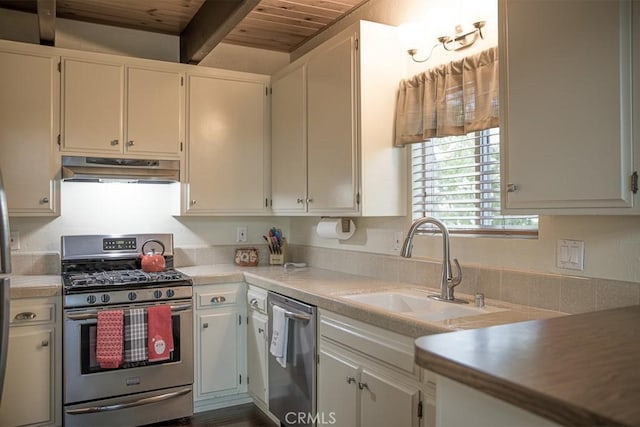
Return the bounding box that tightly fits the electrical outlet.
[393,231,403,251]
[236,227,247,243]
[10,231,20,250]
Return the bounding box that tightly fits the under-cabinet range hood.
[61,156,180,183]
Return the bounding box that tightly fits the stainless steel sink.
[340,289,505,321]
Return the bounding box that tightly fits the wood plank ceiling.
[0,0,367,62]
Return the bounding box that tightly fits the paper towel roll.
[316,218,356,240]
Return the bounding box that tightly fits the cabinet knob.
[258,327,265,334]
[110,139,119,146]
[306,198,313,204]
[203,323,209,329]
[210,296,226,304]
[296,198,305,204]
[358,382,370,391]
[346,376,356,385]
[127,140,135,147]
[191,200,197,206]
[41,340,49,347]
[40,197,49,204]
[507,183,519,193]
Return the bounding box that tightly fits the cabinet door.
[186,74,269,214]
[62,57,124,153]
[271,65,307,213]
[500,0,634,212]
[197,309,241,397]
[317,347,358,427]
[359,368,421,427]
[126,66,183,157]
[0,49,58,215]
[0,327,54,426]
[307,34,359,215]
[247,310,268,405]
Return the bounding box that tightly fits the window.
[411,127,538,235]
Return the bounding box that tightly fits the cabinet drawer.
[195,283,243,309]
[247,286,267,313]
[319,310,417,376]
[9,302,54,325]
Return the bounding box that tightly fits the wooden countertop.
[415,305,640,426]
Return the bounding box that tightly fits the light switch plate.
[556,239,584,271]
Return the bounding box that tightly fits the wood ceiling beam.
[36,0,55,46]
[180,0,260,64]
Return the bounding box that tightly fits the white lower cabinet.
[436,376,559,427]
[318,310,428,427]
[193,283,249,412]
[0,297,61,427]
[246,286,268,408]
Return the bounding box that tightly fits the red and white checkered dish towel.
[96,309,124,369]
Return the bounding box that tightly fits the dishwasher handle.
[269,302,312,322]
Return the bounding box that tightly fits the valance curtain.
[394,46,499,146]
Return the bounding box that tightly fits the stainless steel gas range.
[61,233,193,427]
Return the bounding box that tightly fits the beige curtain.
[394,46,499,146]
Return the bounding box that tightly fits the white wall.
[56,18,179,62]
[199,42,289,75]
[10,183,289,254]
[0,8,39,44]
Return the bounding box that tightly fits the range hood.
[62,156,180,183]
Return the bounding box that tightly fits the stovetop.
[62,268,190,292]
[61,233,193,308]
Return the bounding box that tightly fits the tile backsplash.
[13,244,640,314]
[287,245,640,315]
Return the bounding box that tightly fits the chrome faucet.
[400,217,465,303]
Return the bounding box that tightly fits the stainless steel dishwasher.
[268,291,317,426]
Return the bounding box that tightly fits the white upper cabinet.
[271,65,307,213]
[125,66,183,156]
[61,57,183,158]
[0,42,59,216]
[184,70,270,215]
[271,20,406,217]
[499,0,638,214]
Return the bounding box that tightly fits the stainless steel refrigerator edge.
[268,292,317,426]
[0,170,12,401]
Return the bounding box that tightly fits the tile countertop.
[10,275,61,299]
[8,265,563,338]
[414,305,640,426]
[178,264,564,338]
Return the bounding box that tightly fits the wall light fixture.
[407,21,486,63]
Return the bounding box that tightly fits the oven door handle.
[65,303,192,320]
[65,387,191,415]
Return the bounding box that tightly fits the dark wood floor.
[146,403,276,427]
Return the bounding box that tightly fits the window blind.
[411,128,538,234]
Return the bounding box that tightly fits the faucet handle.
[449,258,462,288]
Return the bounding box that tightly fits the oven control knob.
[153,290,162,299]
[128,292,137,301]
[101,294,110,303]
[166,289,175,298]
[86,295,97,305]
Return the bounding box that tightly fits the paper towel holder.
[320,217,353,233]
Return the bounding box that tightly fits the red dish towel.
[96,309,124,369]
[147,305,174,362]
